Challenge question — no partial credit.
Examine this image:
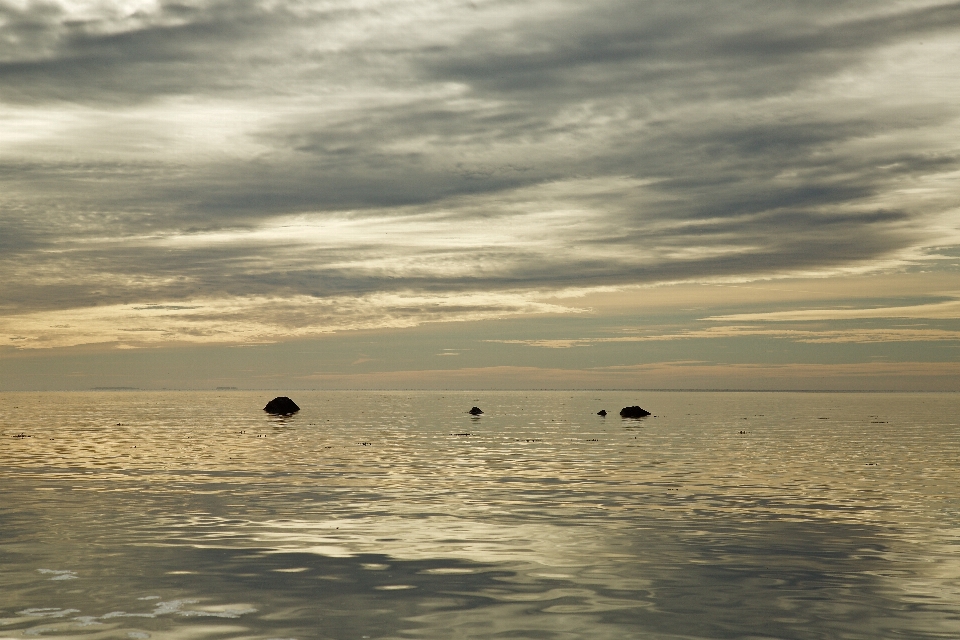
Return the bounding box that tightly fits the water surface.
[2,391,959,639]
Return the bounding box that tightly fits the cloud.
[487,327,960,347]
[425,1,960,98]
[484,293,960,347]
[0,0,322,104]
[2,0,960,347]
[0,290,584,349]
[707,297,960,321]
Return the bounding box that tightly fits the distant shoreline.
[0,388,955,394]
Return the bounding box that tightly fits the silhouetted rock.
[468,406,483,415]
[597,410,607,416]
[264,397,300,414]
[620,406,651,418]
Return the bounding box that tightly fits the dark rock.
[620,406,651,418]
[597,410,607,416]
[264,397,300,414]
[468,406,483,415]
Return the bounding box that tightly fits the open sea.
[1,390,958,640]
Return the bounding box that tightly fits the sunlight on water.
[1,391,959,639]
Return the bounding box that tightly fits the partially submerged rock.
[468,406,483,415]
[264,396,300,414]
[597,410,607,416]
[620,406,651,418]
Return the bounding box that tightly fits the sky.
[2,0,960,390]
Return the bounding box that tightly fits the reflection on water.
[1,391,959,639]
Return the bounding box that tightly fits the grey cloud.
[2,0,959,330]
[425,1,960,97]
[0,203,913,318]
[0,0,368,104]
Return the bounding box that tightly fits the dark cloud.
[425,1,960,97]
[1,0,959,336]
[0,0,303,103]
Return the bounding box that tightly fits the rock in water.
[597,410,607,416]
[264,397,300,414]
[619,406,651,418]
[468,406,483,415]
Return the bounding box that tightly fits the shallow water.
[1,390,959,640]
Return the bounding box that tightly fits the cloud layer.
[2,0,960,348]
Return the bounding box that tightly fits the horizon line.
[1,388,956,394]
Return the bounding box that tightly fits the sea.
[1,390,958,640]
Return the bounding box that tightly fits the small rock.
[468,407,483,415]
[264,396,300,414]
[620,406,651,418]
[597,410,607,416]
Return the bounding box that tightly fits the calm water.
[1,391,959,640]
